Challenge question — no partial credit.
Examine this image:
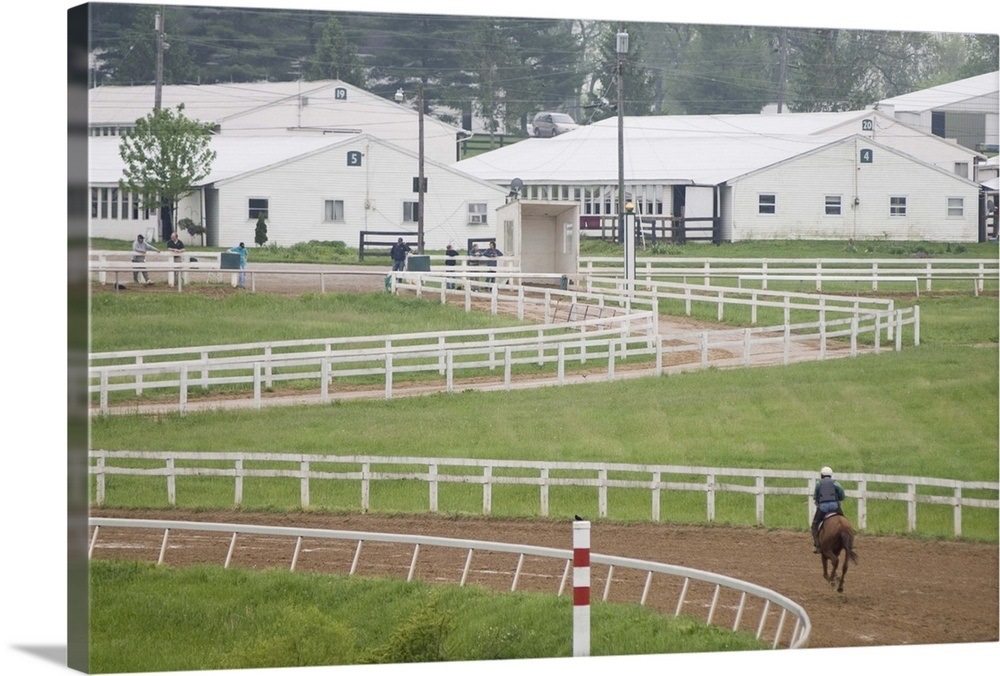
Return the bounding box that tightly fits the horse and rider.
[811,465,859,592]
[811,466,846,553]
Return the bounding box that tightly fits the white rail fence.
[89,251,997,297]
[88,517,812,649]
[89,274,919,414]
[89,453,999,539]
[578,257,999,295]
[88,304,914,414]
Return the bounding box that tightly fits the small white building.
[88,79,468,165]
[88,133,507,250]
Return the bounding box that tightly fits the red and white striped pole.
[573,519,591,657]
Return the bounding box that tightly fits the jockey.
[811,466,846,553]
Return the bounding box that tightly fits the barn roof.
[88,133,508,194]
[88,134,352,185]
[88,79,462,134]
[455,119,839,186]
[878,71,999,112]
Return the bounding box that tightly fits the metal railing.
[88,517,812,649]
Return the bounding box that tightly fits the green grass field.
[87,239,999,669]
[88,560,764,673]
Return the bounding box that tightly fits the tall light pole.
[395,85,425,254]
[616,29,628,245]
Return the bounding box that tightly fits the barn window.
[403,201,420,222]
[248,198,269,220]
[890,196,907,217]
[947,197,964,217]
[324,199,344,222]
[954,162,969,179]
[824,195,842,216]
[758,194,776,214]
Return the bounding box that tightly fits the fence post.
[755,475,765,525]
[300,460,310,508]
[706,473,716,522]
[234,458,244,507]
[429,464,438,513]
[95,456,105,506]
[855,480,866,530]
[385,354,393,400]
[361,462,370,513]
[482,466,493,515]
[573,519,591,658]
[540,468,550,517]
[166,457,176,506]
[179,365,188,416]
[651,471,661,521]
[953,486,963,539]
[598,468,608,518]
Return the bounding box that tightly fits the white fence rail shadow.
[89,453,999,539]
[88,517,812,649]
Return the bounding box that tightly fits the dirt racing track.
[92,266,999,654]
[88,508,999,652]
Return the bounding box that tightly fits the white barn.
[88,133,507,250]
[88,79,467,165]
[877,71,999,153]
[454,108,985,242]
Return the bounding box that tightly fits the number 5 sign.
[347,150,362,166]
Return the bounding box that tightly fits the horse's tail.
[841,530,859,564]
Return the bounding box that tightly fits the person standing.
[390,237,412,281]
[131,234,159,284]
[811,466,846,553]
[166,232,186,287]
[444,244,458,289]
[229,242,249,288]
[482,240,503,285]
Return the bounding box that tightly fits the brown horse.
[817,513,858,593]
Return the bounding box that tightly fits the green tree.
[254,213,268,247]
[671,24,777,114]
[118,104,216,240]
[306,17,365,85]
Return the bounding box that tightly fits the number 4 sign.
[860,148,873,164]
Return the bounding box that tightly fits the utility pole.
[777,28,788,114]
[154,8,165,110]
[616,29,628,245]
[418,84,425,254]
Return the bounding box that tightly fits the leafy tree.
[306,17,365,85]
[254,213,268,247]
[118,104,216,240]
[671,24,777,114]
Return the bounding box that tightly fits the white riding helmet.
[820,466,833,477]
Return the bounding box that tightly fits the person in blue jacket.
[229,242,248,288]
[811,466,846,553]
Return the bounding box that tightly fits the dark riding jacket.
[814,477,845,512]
